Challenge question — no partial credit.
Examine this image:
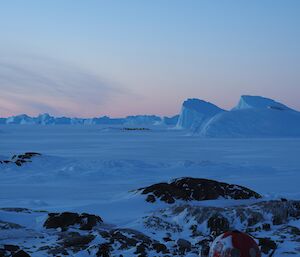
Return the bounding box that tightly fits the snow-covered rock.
[137,177,261,204]
[176,98,224,130]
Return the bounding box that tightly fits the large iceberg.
[176,98,224,130]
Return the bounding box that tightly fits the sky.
[0,0,299,117]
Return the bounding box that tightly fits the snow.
[0,125,299,210]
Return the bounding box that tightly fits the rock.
[163,236,173,242]
[262,223,271,231]
[247,212,264,226]
[144,216,182,233]
[289,226,300,236]
[37,246,51,251]
[61,232,95,250]
[47,246,68,256]
[96,243,111,257]
[0,208,31,213]
[176,238,192,253]
[134,243,148,255]
[0,220,23,230]
[0,249,7,257]
[80,213,103,230]
[113,231,137,249]
[12,250,31,257]
[17,152,41,159]
[258,238,277,254]
[152,243,169,253]
[44,212,102,231]
[145,194,156,203]
[190,224,202,237]
[44,212,79,230]
[1,152,41,167]
[207,214,230,235]
[15,159,27,166]
[138,177,261,204]
[273,215,285,225]
[197,239,211,257]
[4,245,20,252]
[161,193,175,204]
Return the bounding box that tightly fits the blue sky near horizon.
[0,0,299,117]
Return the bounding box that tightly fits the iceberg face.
[233,95,291,111]
[176,98,224,129]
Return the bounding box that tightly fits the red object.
[209,230,261,257]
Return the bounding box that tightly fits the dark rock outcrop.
[138,177,261,204]
[98,228,170,256]
[44,212,103,231]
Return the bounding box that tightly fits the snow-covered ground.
[0,125,300,256]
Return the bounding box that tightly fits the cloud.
[0,55,122,117]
